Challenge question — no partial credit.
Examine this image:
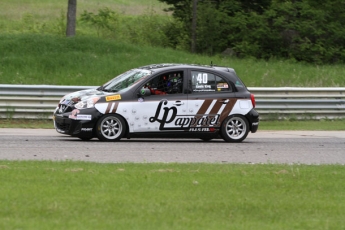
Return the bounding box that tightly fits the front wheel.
[221,115,249,142]
[96,114,126,141]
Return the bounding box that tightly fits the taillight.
[250,94,256,108]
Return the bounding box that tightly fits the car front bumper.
[53,107,101,138]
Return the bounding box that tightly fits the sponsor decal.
[195,85,211,89]
[106,95,121,101]
[149,100,177,130]
[193,89,214,92]
[149,99,223,130]
[189,127,216,132]
[175,116,219,128]
[217,83,228,88]
[81,128,93,132]
[138,98,144,103]
[252,122,259,126]
[69,109,80,119]
[76,115,92,120]
[69,109,92,120]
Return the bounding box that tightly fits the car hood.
[59,88,106,104]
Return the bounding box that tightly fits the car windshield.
[98,69,151,92]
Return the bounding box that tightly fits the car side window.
[190,71,232,93]
[144,71,184,95]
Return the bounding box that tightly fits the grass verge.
[0,119,53,129]
[0,160,344,229]
[258,119,345,131]
[1,34,345,87]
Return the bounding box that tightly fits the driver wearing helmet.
[144,76,168,95]
[166,73,182,94]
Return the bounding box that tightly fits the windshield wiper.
[97,86,116,92]
[100,88,118,93]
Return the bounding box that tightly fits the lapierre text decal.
[149,99,220,131]
[149,100,177,130]
[175,115,219,128]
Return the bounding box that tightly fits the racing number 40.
[197,73,208,84]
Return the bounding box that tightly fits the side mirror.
[138,88,151,97]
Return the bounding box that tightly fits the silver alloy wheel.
[225,116,247,140]
[100,116,123,140]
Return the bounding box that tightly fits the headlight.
[75,97,100,109]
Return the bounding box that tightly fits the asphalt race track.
[0,129,344,164]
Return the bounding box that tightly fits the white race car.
[53,63,259,142]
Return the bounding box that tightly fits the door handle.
[219,99,229,104]
[173,101,184,106]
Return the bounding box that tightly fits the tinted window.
[191,71,232,93]
[144,71,184,95]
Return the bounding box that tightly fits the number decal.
[203,73,208,83]
[197,73,208,84]
[197,74,202,83]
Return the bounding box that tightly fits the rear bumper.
[245,109,259,133]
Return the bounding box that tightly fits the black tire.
[96,114,126,142]
[221,115,249,142]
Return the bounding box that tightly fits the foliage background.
[158,0,345,64]
[1,0,345,64]
[0,0,344,87]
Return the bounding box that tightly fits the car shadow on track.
[56,136,257,143]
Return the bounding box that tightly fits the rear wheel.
[96,114,126,141]
[221,115,249,142]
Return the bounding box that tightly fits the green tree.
[263,0,345,63]
[159,0,345,63]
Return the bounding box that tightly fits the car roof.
[138,63,236,75]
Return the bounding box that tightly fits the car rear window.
[190,71,232,93]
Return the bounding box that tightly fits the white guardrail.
[0,84,345,120]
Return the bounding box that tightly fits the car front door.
[130,70,189,132]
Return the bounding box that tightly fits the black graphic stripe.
[219,99,237,123]
[105,103,113,114]
[209,99,223,115]
[196,99,213,115]
[190,99,214,127]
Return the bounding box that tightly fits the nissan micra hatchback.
[53,63,259,142]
